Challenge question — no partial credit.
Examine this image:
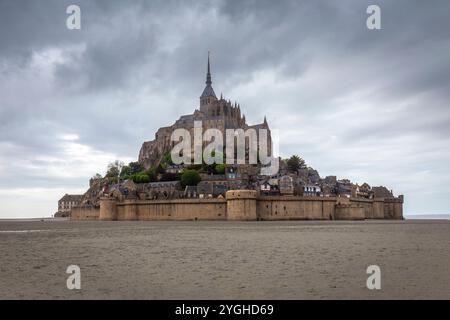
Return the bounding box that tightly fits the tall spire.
[200,51,216,99]
[206,51,212,86]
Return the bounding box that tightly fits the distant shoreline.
[405,214,450,220]
[0,217,69,221]
[1,215,450,221]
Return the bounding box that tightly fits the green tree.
[108,176,118,184]
[146,168,157,182]
[161,152,174,166]
[187,164,202,171]
[128,162,143,174]
[155,164,166,175]
[202,150,224,173]
[215,163,226,174]
[181,170,201,186]
[106,160,124,178]
[120,165,131,177]
[131,172,150,184]
[286,155,306,172]
[92,173,103,180]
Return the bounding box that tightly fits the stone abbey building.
[138,53,271,170]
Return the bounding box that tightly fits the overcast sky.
[1,0,449,218]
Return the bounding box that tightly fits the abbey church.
[138,54,271,169]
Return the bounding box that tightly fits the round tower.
[226,190,257,221]
[99,197,118,221]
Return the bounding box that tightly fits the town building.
[55,194,83,217]
[303,185,322,197]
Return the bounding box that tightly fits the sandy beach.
[0,219,449,299]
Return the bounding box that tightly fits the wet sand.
[0,219,449,299]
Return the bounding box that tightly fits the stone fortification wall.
[71,206,100,220]
[71,191,403,221]
[226,190,257,220]
[256,196,336,220]
[116,198,227,221]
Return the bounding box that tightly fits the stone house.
[56,194,83,217]
[279,175,294,195]
[303,185,321,197]
[372,186,394,198]
[197,182,214,198]
[356,183,373,199]
[337,179,353,198]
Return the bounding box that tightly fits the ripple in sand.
[0,229,46,233]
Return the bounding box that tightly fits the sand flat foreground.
[0,219,449,299]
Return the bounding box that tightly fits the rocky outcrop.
[139,125,175,169]
[138,140,165,170]
[80,177,107,207]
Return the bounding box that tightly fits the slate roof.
[59,194,83,202]
[197,183,213,194]
[200,84,216,98]
[148,181,181,188]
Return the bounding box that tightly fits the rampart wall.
[71,191,403,221]
[71,205,100,220]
